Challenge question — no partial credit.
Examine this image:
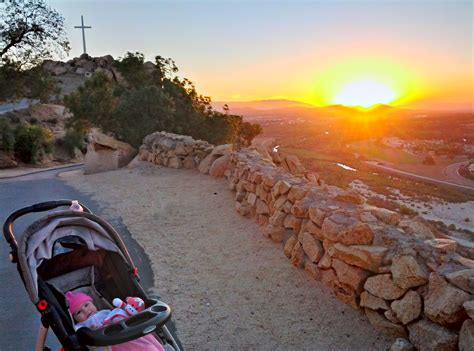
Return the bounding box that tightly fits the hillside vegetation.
[65,52,262,148]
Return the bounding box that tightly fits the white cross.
[74,15,92,54]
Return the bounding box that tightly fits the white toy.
[113,297,146,316]
[103,296,145,325]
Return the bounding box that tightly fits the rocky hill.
[0,54,133,169]
[42,53,120,97]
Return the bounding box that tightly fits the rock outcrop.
[84,129,136,174]
[43,54,118,81]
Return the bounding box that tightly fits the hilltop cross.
[74,15,92,54]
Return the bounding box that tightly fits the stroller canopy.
[18,211,135,303]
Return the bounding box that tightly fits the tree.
[238,121,263,147]
[64,72,117,131]
[0,58,59,102]
[422,155,435,165]
[0,1,69,102]
[0,0,70,67]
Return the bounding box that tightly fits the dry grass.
[284,146,474,203]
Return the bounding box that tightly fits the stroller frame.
[3,200,181,351]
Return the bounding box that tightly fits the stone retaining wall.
[139,132,473,351]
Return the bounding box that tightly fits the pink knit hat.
[65,291,92,315]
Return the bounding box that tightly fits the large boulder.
[332,258,371,293]
[98,55,114,67]
[365,308,407,338]
[445,269,474,294]
[273,180,292,197]
[84,129,136,174]
[290,242,305,268]
[389,338,415,351]
[209,155,230,177]
[168,157,182,169]
[211,144,232,156]
[364,274,407,300]
[287,186,308,203]
[198,153,217,174]
[51,64,67,76]
[332,243,387,272]
[391,255,428,289]
[371,207,401,226]
[407,319,458,351]
[322,214,374,245]
[390,290,421,325]
[333,188,363,204]
[283,154,306,175]
[284,235,298,258]
[308,206,328,227]
[464,300,474,319]
[398,218,435,240]
[29,104,68,121]
[459,319,474,351]
[94,67,114,80]
[360,291,389,310]
[424,273,470,326]
[300,232,323,263]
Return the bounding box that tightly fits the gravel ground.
[64,163,392,351]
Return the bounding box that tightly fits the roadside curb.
[0,163,84,179]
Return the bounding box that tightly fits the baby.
[65,291,165,351]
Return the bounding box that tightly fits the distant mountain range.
[211,99,315,111]
[211,99,408,120]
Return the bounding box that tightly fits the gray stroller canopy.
[18,211,134,303]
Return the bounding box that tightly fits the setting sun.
[333,80,396,108]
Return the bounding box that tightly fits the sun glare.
[333,80,396,108]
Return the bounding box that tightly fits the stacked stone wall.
[139,132,473,350]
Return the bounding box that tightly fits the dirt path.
[64,164,392,350]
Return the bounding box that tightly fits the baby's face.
[74,301,98,323]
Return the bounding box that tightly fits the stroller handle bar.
[77,298,172,347]
[3,200,92,261]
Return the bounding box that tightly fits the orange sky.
[54,0,473,111]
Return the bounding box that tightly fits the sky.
[49,0,473,110]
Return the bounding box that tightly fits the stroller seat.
[46,265,111,312]
[3,200,180,351]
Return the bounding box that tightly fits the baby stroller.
[3,200,181,351]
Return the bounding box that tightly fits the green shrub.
[63,129,86,157]
[0,119,15,153]
[14,124,54,163]
[0,60,60,103]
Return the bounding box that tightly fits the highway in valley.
[366,160,474,195]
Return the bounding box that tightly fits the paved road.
[366,161,474,195]
[443,160,474,188]
[0,99,37,114]
[0,168,156,350]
